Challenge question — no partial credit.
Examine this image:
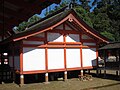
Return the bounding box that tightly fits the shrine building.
[0,8,109,85]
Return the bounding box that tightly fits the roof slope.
[99,42,120,50]
[1,8,109,44]
[13,8,72,41]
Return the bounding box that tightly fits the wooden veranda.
[97,42,120,78]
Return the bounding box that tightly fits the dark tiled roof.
[13,7,71,39]
[28,6,68,28]
[1,7,109,44]
[99,42,120,50]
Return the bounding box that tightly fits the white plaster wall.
[82,34,92,39]
[23,48,45,71]
[47,33,63,42]
[54,24,63,30]
[23,41,44,45]
[83,43,96,46]
[48,49,64,70]
[14,56,20,70]
[66,34,80,42]
[66,48,81,68]
[82,48,97,67]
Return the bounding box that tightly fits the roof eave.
[9,9,109,44]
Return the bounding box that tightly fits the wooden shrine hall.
[97,42,120,77]
[0,7,109,86]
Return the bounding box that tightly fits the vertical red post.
[96,46,99,67]
[80,33,83,68]
[19,41,24,86]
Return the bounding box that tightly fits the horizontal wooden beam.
[48,42,64,45]
[23,70,46,74]
[22,66,93,74]
[47,42,81,45]
[23,44,97,48]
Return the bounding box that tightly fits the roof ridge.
[28,6,68,28]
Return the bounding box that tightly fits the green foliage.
[60,0,68,7]
[93,0,120,41]
[45,0,68,16]
[100,31,115,41]
[74,6,93,27]
[28,15,41,25]
[45,0,94,27]
[13,0,120,42]
[14,15,41,32]
[17,21,28,31]
[80,0,91,11]
[93,13,111,32]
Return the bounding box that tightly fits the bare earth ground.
[0,70,120,90]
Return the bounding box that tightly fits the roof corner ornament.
[86,30,89,32]
[68,0,76,9]
[50,27,53,30]
[68,18,73,22]
[25,27,28,30]
[25,37,27,39]
[69,2,73,9]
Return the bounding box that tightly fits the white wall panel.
[23,48,45,71]
[48,49,64,70]
[47,33,63,42]
[66,34,80,42]
[82,48,96,67]
[66,48,81,68]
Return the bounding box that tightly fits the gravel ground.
[0,70,120,90]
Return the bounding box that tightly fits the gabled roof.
[1,8,109,44]
[99,42,120,50]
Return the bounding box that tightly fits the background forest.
[14,0,120,41]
